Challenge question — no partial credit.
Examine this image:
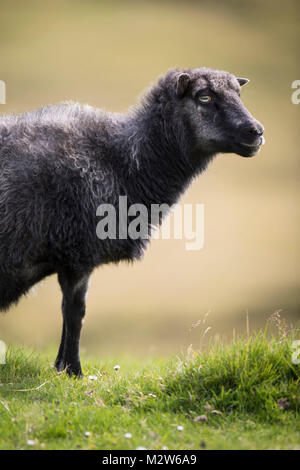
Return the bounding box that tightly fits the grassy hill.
[0,333,299,450]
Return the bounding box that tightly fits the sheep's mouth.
[240,136,265,148]
[233,136,265,157]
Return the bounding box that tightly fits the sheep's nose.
[247,122,264,136]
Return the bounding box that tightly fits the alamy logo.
[96,197,205,251]
[291,340,300,365]
[0,80,6,104]
[0,341,6,364]
[291,80,300,104]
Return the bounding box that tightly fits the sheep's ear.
[237,78,250,87]
[176,73,191,97]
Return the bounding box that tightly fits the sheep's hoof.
[55,359,83,378]
[54,359,65,372]
[66,365,83,378]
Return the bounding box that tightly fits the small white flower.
[114,365,120,371]
[177,425,184,431]
[136,446,146,450]
[124,432,132,439]
[88,375,98,381]
[162,446,169,450]
[85,431,91,437]
[27,440,35,446]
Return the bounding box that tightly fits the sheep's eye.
[198,95,212,103]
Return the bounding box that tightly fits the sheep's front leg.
[54,317,66,371]
[55,271,90,377]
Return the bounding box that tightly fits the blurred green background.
[0,0,299,356]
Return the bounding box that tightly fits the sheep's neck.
[122,106,213,210]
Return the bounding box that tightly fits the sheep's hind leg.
[0,273,25,311]
[56,270,90,377]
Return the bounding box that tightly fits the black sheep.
[0,68,264,375]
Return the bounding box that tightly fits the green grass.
[0,333,299,450]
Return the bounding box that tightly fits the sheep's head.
[162,67,265,159]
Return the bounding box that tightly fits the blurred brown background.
[0,0,299,356]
